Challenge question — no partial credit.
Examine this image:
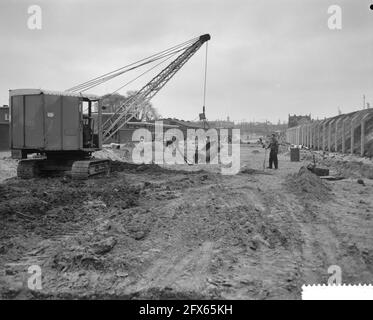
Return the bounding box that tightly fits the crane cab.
[10,89,103,158]
[9,89,109,179]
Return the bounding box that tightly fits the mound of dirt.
[110,161,168,174]
[239,167,272,175]
[110,161,211,177]
[0,177,141,242]
[285,166,331,201]
[321,159,373,180]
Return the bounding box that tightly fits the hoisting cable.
[100,51,181,129]
[66,37,199,92]
[67,37,198,92]
[110,51,178,95]
[70,44,193,93]
[68,46,191,92]
[202,41,208,113]
[76,47,185,93]
[202,42,209,129]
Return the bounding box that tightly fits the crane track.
[71,159,110,179]
[17,159,42,179]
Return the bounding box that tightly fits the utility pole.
[363,94,366,109]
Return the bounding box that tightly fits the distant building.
[0,105,9,123]
[288,114,311,128]
[160,118,204,139]
[0,105,10,150]
[206,119,234,129]
[96,115,194,144]
[190,117,234,129]
[234,120,287,137]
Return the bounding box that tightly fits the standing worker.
[267,133,279,169]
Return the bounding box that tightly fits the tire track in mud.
[264,172,342,286]
[129,241,215,298]
[167,175,304,299]
[137,172,317,299]
[314,180,373,284]
[220,175,304,298]
[120,174,271,299]
[280,170,373,286]
[121,176,225,298]
[232,170,347,291]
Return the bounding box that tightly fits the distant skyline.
[0,0,372,122]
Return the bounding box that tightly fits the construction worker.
[267,133,279,169]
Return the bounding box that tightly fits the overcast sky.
[0,0,372,123]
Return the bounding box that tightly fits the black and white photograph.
[0,0,372,303]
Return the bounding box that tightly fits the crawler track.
[71,159,110,179]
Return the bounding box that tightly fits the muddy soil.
[0,145,372,299]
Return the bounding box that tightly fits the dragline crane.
[9,34,211,179]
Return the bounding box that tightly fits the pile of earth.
[110,161,172,174]
[321,158,373,180]
[285,166,331,201]
[239,166,272,175]
[109,160,211,176]
[0,176,141,240]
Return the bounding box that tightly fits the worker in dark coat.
[267,133,279,169]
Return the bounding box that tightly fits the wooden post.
[342,117,349,154]
[335,118,340,152]
[350,114,360,155]
[360,112,373,156]
[317,121,322,150]
[328,120,334,152]
[315,122,319,150]
[297,126,300,145]
[361,119,366,157]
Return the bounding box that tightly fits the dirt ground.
[0,145,372,299]
[0,152,16,183]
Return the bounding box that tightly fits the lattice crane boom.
[102,34,211,143]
